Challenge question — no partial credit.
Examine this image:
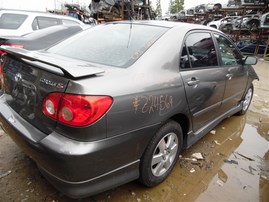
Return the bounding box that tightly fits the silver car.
[0,21,258,198]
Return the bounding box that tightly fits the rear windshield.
[48,23,168,68]
[0,13,28,29]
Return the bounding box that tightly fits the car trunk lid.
[1,47,104,135]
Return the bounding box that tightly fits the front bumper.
[0,95,157,198]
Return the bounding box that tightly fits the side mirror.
[244,56,257,65]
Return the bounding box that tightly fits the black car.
[237,38,269,54]
[0,24,88,55]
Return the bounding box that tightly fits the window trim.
[32,16,61,30]
[212,32,244,67]
[179,30,220,70]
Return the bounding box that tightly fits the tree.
[169,0,184,14]
[155,0,162,17]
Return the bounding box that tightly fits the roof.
[0,9,83,23]
[109,20,218,31]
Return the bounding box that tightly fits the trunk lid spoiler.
[0,47,105,78]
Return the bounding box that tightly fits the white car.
[206,0,241,11]
[0,9,84,36]
[241,0,266,6]
[207,16,238,29]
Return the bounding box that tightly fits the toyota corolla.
[0,21,258,198]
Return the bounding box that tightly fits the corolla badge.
[40,78,64,89]
[14,73,22,82]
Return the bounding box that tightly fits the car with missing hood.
[207,16,239,30]
[206,0,241,11]
[0,21,258,198]
[233,14,261,31]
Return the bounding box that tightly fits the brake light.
[0,56,4,90]
[42,93,113,127]
[0,44,24,55]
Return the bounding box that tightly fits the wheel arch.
[139,113,191,162]
[247,19,260,26]
[214,3,222,9]
[170,113,190,149]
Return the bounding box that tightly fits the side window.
[181,32,218,69]
[214,34,242,66]
[0,13,28,29]
[32,17,60,30]
[180,44,191,69]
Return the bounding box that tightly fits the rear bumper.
[39,161,139,198]
[0,96,158,198]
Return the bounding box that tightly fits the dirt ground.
[0,60,268,202]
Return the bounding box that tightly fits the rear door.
[213,33,248,112]
[180,31,226,132]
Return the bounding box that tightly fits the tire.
[221,24,233,33]
[237,85,254,115]
[247,21,259,32]
[139,120,183,187]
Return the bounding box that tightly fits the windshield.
[48,23,168,68]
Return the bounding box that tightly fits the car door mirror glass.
[244,56,257,65]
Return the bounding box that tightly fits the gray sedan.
[0,21,258,198]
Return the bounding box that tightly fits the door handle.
[187,78,200,86]
[226,73,232,80]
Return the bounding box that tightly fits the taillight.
[0,44,24,55]
[0,55,4,90]
[42,93,113,127]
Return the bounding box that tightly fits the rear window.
[62,19,80,25]
[23,26,82,40]
[0,13,28,29]
[32,17,59,30]
[48,23,168,68]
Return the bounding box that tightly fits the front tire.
[237,85,254,115]
[139,120,183,187]
[247,21,260,32]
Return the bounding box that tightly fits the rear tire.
[221,25,233,33]
[139,120,183,187]
[237,85,253,115]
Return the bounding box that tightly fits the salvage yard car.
[0,21,258,198]
[0,9,84,36]
[0,24,88,55]
[206,0,241,11]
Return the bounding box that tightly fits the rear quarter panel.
[64,26,192,140]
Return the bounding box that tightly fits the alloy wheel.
[151,132,178,177]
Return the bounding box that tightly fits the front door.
[213,34,248,113]
[180,32,226,132]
